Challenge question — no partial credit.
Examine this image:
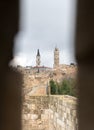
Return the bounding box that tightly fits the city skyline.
[12,0,77,67]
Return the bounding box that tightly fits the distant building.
[14,47,77,75]
[53,47,59,68]
[36,49,41,66]
[32,66,52,73]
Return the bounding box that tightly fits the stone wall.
[49,95,78,130]
[22,95,78,130]
[22,96,49,130]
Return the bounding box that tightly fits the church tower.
[54,47,59,68]
[36,49,41,66]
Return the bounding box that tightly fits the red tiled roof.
[33,66,52,69]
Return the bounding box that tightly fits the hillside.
[14,64,77,95]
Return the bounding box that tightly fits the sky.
[12,0,77,67]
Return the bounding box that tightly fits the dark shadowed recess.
[0,1,22,130]
[75,0,94,130]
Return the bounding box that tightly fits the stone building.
[53,47,59,68]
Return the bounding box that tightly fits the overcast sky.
[12,0,77,67]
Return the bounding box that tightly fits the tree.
[60,78,77,97]
[49,78,77,97]
[49,80,57,95]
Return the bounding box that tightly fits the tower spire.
[37,49,40,56]
[36,49,41,66]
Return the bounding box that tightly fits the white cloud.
[13,0,77,67]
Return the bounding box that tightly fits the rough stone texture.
[49,96,78,130]
[22,96,49,130]
[22,95,78,130]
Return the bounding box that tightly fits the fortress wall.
[22,95,78,130]
[49,95,78,130]
[22,96,49,130]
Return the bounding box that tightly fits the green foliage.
[49,80,57,94]
[49,78,77,97]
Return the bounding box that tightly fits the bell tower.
[36,49,41,66]
[54,47,59,68]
